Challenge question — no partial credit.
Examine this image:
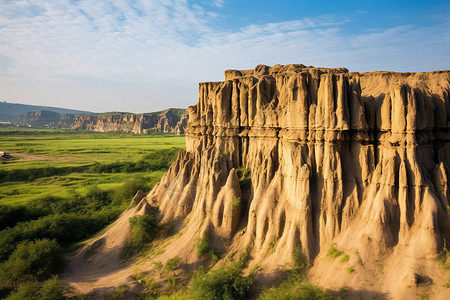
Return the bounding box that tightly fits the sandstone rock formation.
[18,108,188,134]
[66,109,188,134]
[145,64,450,298]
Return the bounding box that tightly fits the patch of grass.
[258,273,339,300]
[416,293,427,300]
[107,284,128,300]
[439,238,450,270]
[293,244,312,270]
[340,254,349,263]
[231,197,241,208]
[446,205,450,215]
[152,261,163,272]
[164,256,182,273]
[131,269,158,296]
[227,251,236,262]
[327,243,344,258]
[194,232,221,263]
[346,267,354,274]
[443,282,450,288]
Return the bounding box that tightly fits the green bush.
[0,239,62,287]
[5,276,64,300]
[194,232,221,263]
[113,177,149,204]
[235,167,251,190]
[0,208,121,261]
[88,148,181,174]
[164,256,182,273]
[190,262,254,300]
[128,215,158,247]
[258,274,339,300]
[0,205,47,230]
[122,215,158,258]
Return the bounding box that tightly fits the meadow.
[0,128,185,205]
[0,128,185,299]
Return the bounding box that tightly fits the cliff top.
[223,63,450,81]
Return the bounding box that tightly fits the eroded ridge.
[146,64,450,297]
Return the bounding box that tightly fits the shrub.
[122,215,158,258]
[4,276,64,300]
[194,233,211,257]
[0,239,62,287]
[258,273,338,300]
[0,205,47,230]
[164,256,182,273]
[235,167,251,190]
[194,232,221,263]
[190,263,254,300]
[107,284,128,300]
[0,209,121,262]
[293,245,311,270]
[128,215,158,247]
[156,291,192,299]
[131,269,158,295]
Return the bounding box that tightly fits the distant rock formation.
[18,110,70,127]
[144,64,450,298]
[18,108,188,135]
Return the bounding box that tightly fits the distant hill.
[0,101,92,121]
[144,108,187,117]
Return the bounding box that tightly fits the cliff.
[18,108,188,134]
[18,110,72,127]
[144,64,450,298]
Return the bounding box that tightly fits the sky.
[0,0,449,113]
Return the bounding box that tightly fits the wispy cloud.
[0,0,448,112]
[212,0,224,8]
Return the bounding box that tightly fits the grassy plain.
[0,127,185,298]
[0,128,185,205]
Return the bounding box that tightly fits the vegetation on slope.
[0,129,184,299]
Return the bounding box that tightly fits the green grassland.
[0,128,185,298]
[0,128,185,205]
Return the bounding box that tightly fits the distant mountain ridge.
[0,101,91,121]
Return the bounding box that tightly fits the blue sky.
[0,0,449,113]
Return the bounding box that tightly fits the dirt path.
[9,152,81,162]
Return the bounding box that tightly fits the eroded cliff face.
[66,111,188,134]
[146,64,450,298]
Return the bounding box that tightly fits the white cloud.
[0,0,448,112]
[212,0,224,8]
